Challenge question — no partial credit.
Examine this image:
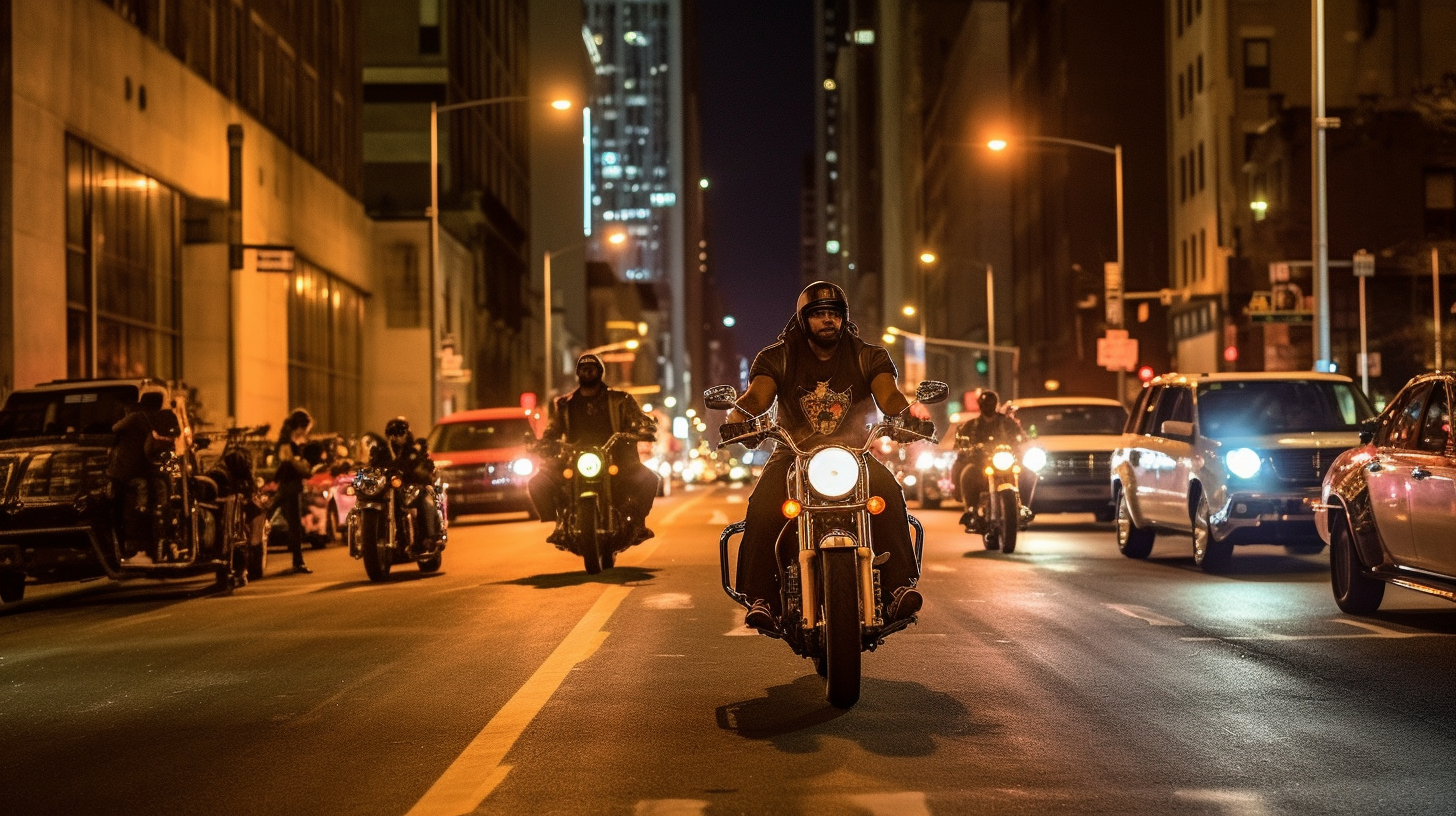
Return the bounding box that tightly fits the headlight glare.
[1226,448,1262,479]
[806,447,860,499]
[576,452,603,479]
[915,452,935,471]
[1022,447,1047,473]
[991,450,1017,471]
[511,458,535,477]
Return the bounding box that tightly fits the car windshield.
[1196,380,1375,436]
[0,386,140,439]
[428,418,533,452]
[1015,405,1128,437]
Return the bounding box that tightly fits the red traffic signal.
[1136,365,1156,383]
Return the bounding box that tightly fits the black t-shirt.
[567,389,615,449]
[749,334,896,449]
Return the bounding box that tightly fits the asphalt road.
[4,483,1456,815]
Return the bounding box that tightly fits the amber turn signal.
[390,476,403,488]
[608,464,620,476]
[781,499,802,518]
[563,469,574,479]
[866,496,886,515]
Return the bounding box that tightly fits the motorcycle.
[543,424,658,575]
[707,380,948,709]
[957,441,1033,553]
[346,466,447,581]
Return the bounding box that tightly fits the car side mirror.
[1161,420,1194,438]
[703,385,739,411]
[1358,417,1377,445]
[915,380,949,405]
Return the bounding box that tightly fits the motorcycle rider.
[529,353,659,546]
[725,281,933,631]
[953,390,1028,533]
[369,417,444,550]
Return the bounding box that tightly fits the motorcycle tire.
[417,554,442,573]
[999,492,1020,554]
[602,546,616,570]
[821,548,862,709]
[361,513,393,582]
[580,501,603,575]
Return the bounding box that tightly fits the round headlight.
[355,471,387,496]
[915,452,935,471]
[576,452,603,479]
[903,474,918,487]
[511,458,535,477]
[1022,447,1047,473]
[992,450,1017,471]
[806,446,860,499]
[1226,448,1262,479]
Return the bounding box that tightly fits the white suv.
[1111,372,1375,572]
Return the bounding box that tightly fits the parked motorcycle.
[957,441,1032,553]
[708,380,947,709]
[543,424,657,575]
[345,465,447,581]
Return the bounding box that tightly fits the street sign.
[1104,261,1124,327]
[1097,331,1138,371]
[252,247,295,272]
[1353,249,1375,277]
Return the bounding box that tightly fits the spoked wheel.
[361,513,393,582]
[1192,491,1232,573]
[580,501,602,575]
[820,548,862,709]
[1331,522,1384,614]
[998,492,1020,554]
[1115,488,1155,559]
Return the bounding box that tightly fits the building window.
[1181,239,1189,286]
[1244,38,1271,89]
[1425,170,1456,239]
[1197,142,1206,191]
[1197,54,1204,92]
[1179,155,1188,202]
[65,135,181,380]
[287,261,364,434]
[1198,228,1207,280]
[1177,73,1186,118]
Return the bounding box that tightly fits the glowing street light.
[987,139,1008,151]
[550,99,573,111]
[919,251,937,265]
[607,231,627,245]
[902,305,916,317]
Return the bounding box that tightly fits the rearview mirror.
[1160,420,1194,438]
[1358,416,1377,445]
[703,385,739,411]
[915,380,949,405]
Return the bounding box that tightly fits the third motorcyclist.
[528,353,658,546]
[370,416,444,551]
[725,281,933,631]
[953,390,1028,532]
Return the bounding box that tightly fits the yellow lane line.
[404,585,634,816]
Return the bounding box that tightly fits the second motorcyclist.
[954,390,1029,532]
[528,353,659,546]
[370,416,444,551]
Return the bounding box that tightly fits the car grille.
[440,464,519,488]
[17,451,110,501]
[1042,451,1111,481]
[1266,448,1347,485]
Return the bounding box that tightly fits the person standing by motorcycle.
[274,408,314,574]
[528,353,659,546]
[367,417,444,550]
[953,390,1028,532]
[725,281,933,631]
[107,391,179,562]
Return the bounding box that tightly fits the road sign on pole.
[1104,261,1124,328]
[1097,330,1137,371]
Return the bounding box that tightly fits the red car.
[427,408,546,521]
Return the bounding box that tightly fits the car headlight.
[1225,448,1262,479]
[991,450,1017,471]
[511,458,535,477]
[903,474,918,487]
[915,452,935,471]
[729,466,747,481]
[1022,447,1047,473]
[806,446,859,499]
[576,451,603,479]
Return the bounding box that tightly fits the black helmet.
[796,280,849,331]
[976,390,1000,415]
[384,416,411,437]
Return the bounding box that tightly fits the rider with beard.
[725,282,934,631]
[369,417,444,549]
[529,353,659,545]
[953,390,1029,532]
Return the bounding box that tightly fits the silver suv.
[1111,372,1375,572]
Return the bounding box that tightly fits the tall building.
[1,0,377,433]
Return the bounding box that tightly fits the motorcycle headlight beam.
[991,450,1017,471]
[806,446,859,500]
[1022,447,1047,474]
[576,451,604,479]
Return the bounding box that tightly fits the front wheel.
[820,548,863,709]
[360,512,393,582]
[1331,522,1384,614]
[998,491,1020,554]
[580,499,602,575]
[1192,491,1233,573]
[1115,488,1155,559]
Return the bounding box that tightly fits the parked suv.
[1111,372,1375,572]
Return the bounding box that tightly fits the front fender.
[1323,453,1385,567]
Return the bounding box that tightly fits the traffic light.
[974,353,989,376]
[1136,365,1156,383]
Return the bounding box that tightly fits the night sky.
[696,1,815,356]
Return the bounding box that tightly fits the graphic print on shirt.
[799,380,852,437]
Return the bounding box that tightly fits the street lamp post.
[989,136,1125,401]
[429,96,571,420]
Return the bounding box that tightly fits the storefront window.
[287,261,363,434]
[65,135,181,380]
